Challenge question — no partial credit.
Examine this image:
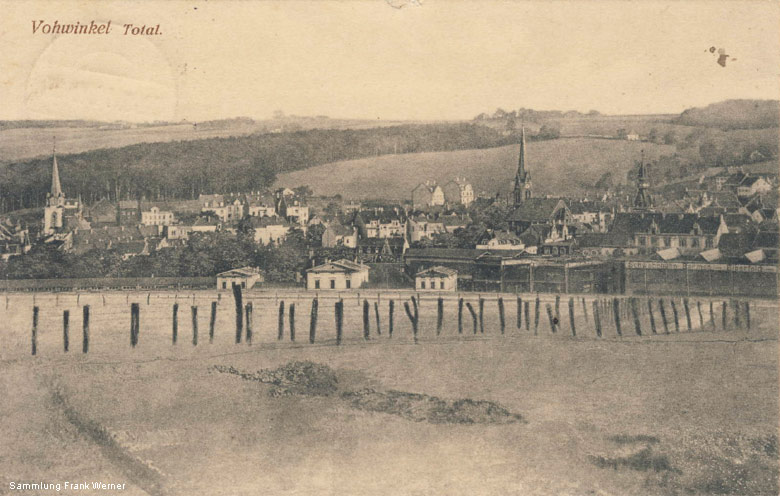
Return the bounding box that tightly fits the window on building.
[705,237,713,248]
[421,281,426,289]
[680,237,687,247]
[691,237,699,247]
[440,281,445,289]
[222,282,227,289]
[241,281,246,288]
[315,280,320,289]
[638,236,646,246]
[330,280,335,289]
[664,237,671,247]
[651,237,658,246]
[346,280,351,289]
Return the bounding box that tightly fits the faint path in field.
[47,382,169,496]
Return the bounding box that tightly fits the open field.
[1,290,777,495]
[0,118,421,162]
[275,138,676,200]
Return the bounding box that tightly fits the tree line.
[0,123,511,213]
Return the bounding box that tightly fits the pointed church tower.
[513,127,532,206]
[633,150,652,210]
[44,139,66,234]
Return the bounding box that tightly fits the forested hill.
[676,99,779,129]
[0,123,511,212]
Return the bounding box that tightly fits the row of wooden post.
[28,293,755,355]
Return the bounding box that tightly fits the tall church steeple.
[633,150,652,210]
[47,138,64,207]
[513,127,531,206]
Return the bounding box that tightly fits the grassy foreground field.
[1,291,777,495]
[275,138,676,200]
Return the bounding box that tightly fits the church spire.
[633,150,652,210]
[50,138,62,198]
[513,127,531,206]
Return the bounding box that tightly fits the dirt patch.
[342,388,524,425]
[212,361,338,397]
[212,362,524,425]
[589,447,680,474]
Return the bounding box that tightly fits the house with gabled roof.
[216,266,263,290]
[415,266,458,291]
[306,259,370,290]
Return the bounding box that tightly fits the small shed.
[216,267,263,290]
[415,266,458,291]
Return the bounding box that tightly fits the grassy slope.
[275,138,676,200]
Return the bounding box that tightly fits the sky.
[1,0,778,122]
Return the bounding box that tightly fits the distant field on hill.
[0,118,420,162]
[275,138,676,200]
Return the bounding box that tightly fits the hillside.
[676,99,779,130]
[0,117,424,162]
[275,138,676,200]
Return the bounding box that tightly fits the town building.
[216,267,263,290]
[43,149,84,237]
[249,216,291,245]
[199,194,244,222]
[141,206,175,227]
[321,222,358,248]
[415,266,458,291]
[441,177,475,206]
[411,181,445,208]
[306,259,370,290]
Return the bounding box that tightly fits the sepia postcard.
[1,1,778,494]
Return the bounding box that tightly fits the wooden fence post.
[245,303,253,344]
[130,303,140,347]
[437,297,444,336]
[82,305,90,353]
[403,301,418,343]
[534,295,540,335]
[289,303,296,342]
[647,298,657,334]
[612,298,622,336]
[309,298,318,344]
[458,297,464,334]
[31,306,38,356]
[172,303,179,345]
[498,297,505,335]
[478,297,484,334]
[374,301,381,336]
[363,299,370,340]
[683,298,692,331]
[581,297,589,323]
[209,301,217,344]
[592,300,602,338]
[277,301,285,341]
[63,310,70,352]
[568,297,576,336]
[191,306,198,346]
[744,301,751,330]
[630,298,641,336]
[732,299,741,328]
[696,301,704,331]
[709,301,716,331]
[233,284,243,344]
[554,295,561,322]
[545,304,556,333]
[388,299,394,338]
[721,300,727,330]
[524,301,530,332]
[465,302,478,334]
[659,299,669,334]
[335,299,343,345]
[670,300,680,333]
[516,297,522,329]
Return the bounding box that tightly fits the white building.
[141,206,174,226]
[306,259,370,290]
[216,267,263,290]
[415,266,458,291]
